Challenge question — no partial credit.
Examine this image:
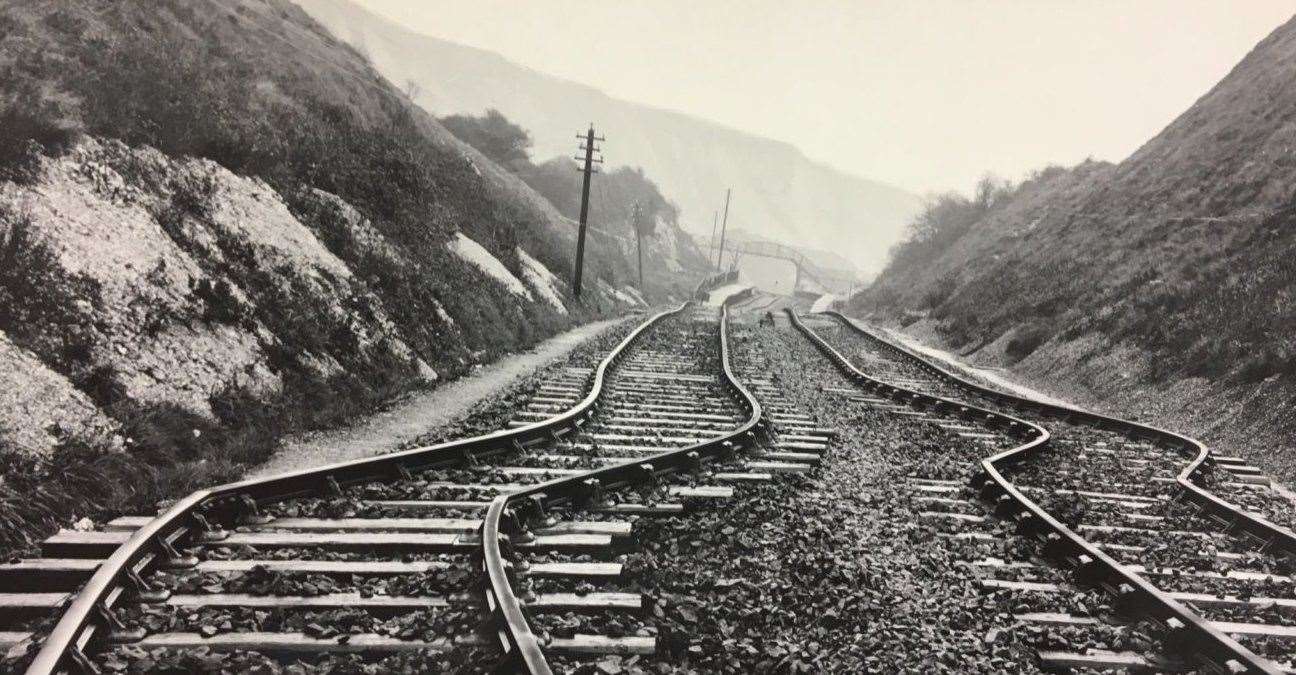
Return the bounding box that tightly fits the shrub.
[898,311,923,328]
[0,439,148,556]
[192,277,252,327]
[439,109,532,170]
[1005,325,1051,361]
[0,211,103,365]
[921,273,957,310]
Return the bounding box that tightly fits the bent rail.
[822,311,1296,561]
[28,305,691,674]
[483,301,765,672]
[792,309,1278,674]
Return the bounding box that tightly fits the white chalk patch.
[448,233,531,300]
[516,247,568,314]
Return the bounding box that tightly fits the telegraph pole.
[715,188,732,272]
[631,201,644,290]
[707,210,718,261]
[572,124,603,299]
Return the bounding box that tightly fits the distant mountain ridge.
[294,0,923,274]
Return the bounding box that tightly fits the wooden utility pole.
[715,188,732,272]
[631,201,644,290]
[572,124,604,299]
[707,210,718,261]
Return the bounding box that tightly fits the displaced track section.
[0,302,783,673]
[792,310,1292,673]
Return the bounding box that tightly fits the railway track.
[0,300,834,673]
[13,283,1277,672]
[791,309,1296,673]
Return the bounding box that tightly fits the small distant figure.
[760,311,775,327]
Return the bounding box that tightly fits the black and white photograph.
[2,0,1296,672]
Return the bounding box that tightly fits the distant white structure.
[706,283,751,307]
[810,294,837,313]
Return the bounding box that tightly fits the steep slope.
[0,0,669,548]
[855,15,1296,478]
[294,0,923,274]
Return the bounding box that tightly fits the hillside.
[0,0,683,550]
[293,0,923,275]
[854,16,1296,478]
[434,108,713,294]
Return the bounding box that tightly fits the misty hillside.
[0,0,688,548]
[294,0,923,275]
[436,108,713,292]
[855,15,1296,477]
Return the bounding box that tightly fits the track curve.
[790,309,1284,673]
[7,300,769,674]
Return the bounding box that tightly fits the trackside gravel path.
[249,316,637,478]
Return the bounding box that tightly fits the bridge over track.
[703,240,858,295]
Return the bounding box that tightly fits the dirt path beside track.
[248,315,635,478]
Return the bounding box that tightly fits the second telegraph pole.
[715,188,732,272]
[631,201,645,290]
[572,124,603,299]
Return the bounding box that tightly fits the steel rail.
[26,304,689,674]
[822,311,1296,560]
[482,301,765,673]
[791,309,1278,675]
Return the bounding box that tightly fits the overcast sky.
[353,1,1295,195]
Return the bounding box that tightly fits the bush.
[922,273,957,309]
[1005,325,1051,361]
[440,109,532,170]
[0,210,103,365]
[0,440,147,556]
[192,278,252,327]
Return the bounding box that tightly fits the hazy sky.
[353,1,1295,195]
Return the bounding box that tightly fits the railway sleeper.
[583,423,733,437]
[604,409,741,423]
[0,590,643,624]
[86,631,657,659]
[774,432,834,443]
[602,401,732,415]
[971,558,1294,588]
[498,462,807,477]
[598,415,742,429]
[774,440,829,452]
[103,515,632,538]
[40,530,615,558]
[380,483,734,500]
[131,558,615,580]
[615,371,715,383]
[984,577,1296,617]
[158,590,643,615]
[1036,649,1172,672]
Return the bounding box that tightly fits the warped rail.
[3,301,775,674]
[789,309,1281,674]
[481,301,768,672]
